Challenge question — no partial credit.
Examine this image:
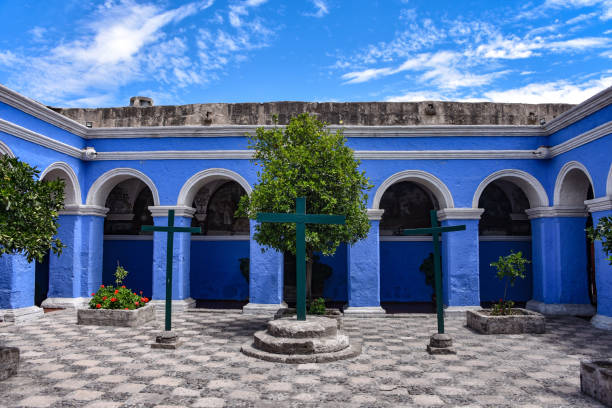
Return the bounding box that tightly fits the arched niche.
[104,178,154,235]
[554,161,595,207]
[472,169,548,209]
[40,162,82,207]
[191,180,249,235]
[478,179,531,236]
[373,170,454,211]
[378,181,439,235]
[86,168,160,208]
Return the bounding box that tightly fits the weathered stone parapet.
[50,101,574,128]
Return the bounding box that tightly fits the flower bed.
[467,308,545,334]
[77,303,155,327]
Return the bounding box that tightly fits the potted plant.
[77,263,155,327]
[467,251,545,334]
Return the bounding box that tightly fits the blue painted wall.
[380,241,434,302]
[190,240,249,300]
[318,244,348,302]
[479,241,533,302]
[102,239,153,298]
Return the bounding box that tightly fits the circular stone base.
[241,341,361,363]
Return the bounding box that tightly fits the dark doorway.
[34,252,49,306]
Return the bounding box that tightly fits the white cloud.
[306,0,329,18]
[28,26,47,41]
[484,77,612,103]
[228,0,267,28]
[341,67,393,84]
[544,0,612,20]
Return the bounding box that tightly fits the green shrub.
[308,297,326,315]
[489,251,530,316]
[88,263,150,310]
[587,216,612,265]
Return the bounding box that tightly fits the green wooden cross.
[402,209,465,334]
[141,209,201,331]
[256,197,345,321]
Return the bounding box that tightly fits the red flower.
[111,297,117,302]
[144,297,149,303]
[141,297,146,302]
[133,293,137,296]
[96,304,101,309]
[121,285,126,288]
[102,296,107,300]
[139,291,143,295]
[91,292,95,296]
[100,284,105,288]
[125,307,129,310]
[134,301,139,306]
[114,289,119,294]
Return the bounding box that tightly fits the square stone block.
[0,346,19,381]
[466,308,545,334]
[581,359,612,407]
[77,304,155,327]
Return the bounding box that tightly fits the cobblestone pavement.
[0,309,611,408]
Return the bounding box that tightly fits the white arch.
[86,168,160,207]
[40,162,82,206]
[0,140,15,157]
[553,161,595,206]
[177,168,253,207]
[372,170,454,209]
[472,169,549,208]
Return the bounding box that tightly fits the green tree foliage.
[0,156,65,262]
[238,114,372,295]
[490,251,530,315]
[587,216,612,265]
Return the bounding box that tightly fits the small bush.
[489,251,530,316]
[88,263,149,310]
[308,297,326,315]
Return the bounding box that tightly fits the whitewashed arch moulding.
[553,161,595,207]
[607,163,612,197]
[372,170,455,209]
[40,161,82,206]
[86,168,161,207]
[0,140,15,157]
[472,169,549,209]
[177,168,253,207]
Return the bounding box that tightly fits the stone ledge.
[242,302,288,316]
[0,306,44,324]
[0,346,19,381]
[343,306,386,317]
[41,297,89,309]
[526,300,595,316]
[149,298,196,312]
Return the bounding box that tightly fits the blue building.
[0,84,610,330]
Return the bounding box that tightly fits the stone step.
[253,330,349,355]
[241,341,361,364]
[267,316,337,338]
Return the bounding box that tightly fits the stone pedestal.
[0,346,19,381]
[426,333,456,355]
[241,316,360,363]
[151,331,182,350]
[581,359,612,407]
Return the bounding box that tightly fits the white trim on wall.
[96,150,254,160]
[472,169,549,209]
[608,163,612,197]
[0,83,88,137]
[544,86,612,134]
[547,121,612,158]
[373,170,455,210]
[0,119,83,158]
[86,168,161,207]
[40,161,82,206]
[177,168,252,207]
[553,161,595,206]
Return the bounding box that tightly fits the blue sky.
[0,0,610,107]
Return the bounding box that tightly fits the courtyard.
[0,309,610,408]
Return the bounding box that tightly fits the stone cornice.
[0,119,84,158]
[148,205,197,218]
[437,208,484,221]
[0,83,87,137]
[367,209,385,221]
[548,121,612,157]
[59,205,109,217]
[525,206,589,219]
[584,197,612,212]
[544,86,612,134]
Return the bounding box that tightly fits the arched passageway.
[477,179,533,305]
[102,178,154,297]
[379,180,440,305]
[189,180,250,303]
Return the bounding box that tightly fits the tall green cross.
[256,197,345,321]
[141,209,201,331]
[402,209,465,334]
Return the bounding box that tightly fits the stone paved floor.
[0,309,611,408]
